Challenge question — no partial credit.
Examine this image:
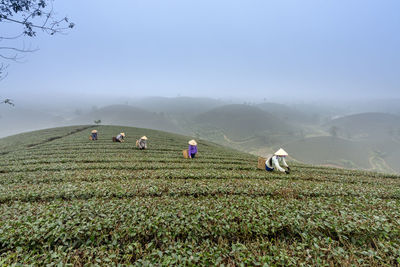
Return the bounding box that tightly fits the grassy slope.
[0,125,91,155]
[1,126,400,265]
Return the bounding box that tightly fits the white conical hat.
[141,136,148,140]
[120,133,125,137]
[91,130,98,133]
[188,140,197,146]
[274,148,288,156]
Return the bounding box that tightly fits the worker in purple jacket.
[188,140,198,159]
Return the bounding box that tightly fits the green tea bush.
[0,125,400,266]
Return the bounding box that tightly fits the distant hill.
[285,136,371,169]
[0,106,66,138]
[256,102,317,124]
[386,149,400,173]
[279,112,400,173]
[129,96,226,115]
[194,104,293,141]
[326,112,400,140]
[71,105,185,134]
[348,99,400,115]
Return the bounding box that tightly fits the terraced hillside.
[1,126,400,265]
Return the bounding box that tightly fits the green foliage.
[1,125,400,265]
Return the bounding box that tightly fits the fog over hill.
[129,97,226,115]
[326,112,400,140]
[0,106,67,138]
[256,102,319,124]
[71,104,186,134]
[285,136,371,169]
[194,104,293,140]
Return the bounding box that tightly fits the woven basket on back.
[257,157,267,170]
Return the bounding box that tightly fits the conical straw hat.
[91,130,98,133]
[141,136,148,140]
[120,133,125,137]
[274,148,288,156]
[188,140,197,146]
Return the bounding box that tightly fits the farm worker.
[188,140,198,159]
[265,148,290,174]
[138,136,148,150]
[116,132,125,142]
[91,130,98,140]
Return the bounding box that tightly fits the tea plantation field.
[1,125,400,266]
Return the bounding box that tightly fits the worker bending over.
[91,130,98,140]
[188,140,198,159]
[265,148,290,174]
[138,136,148,149]
[115,132,125,142]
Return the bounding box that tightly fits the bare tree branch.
[1,16,74,36]
[0,46,38,53]
[0,33,24,40]
[1,98,15,106]
[0,63,9,81]
[0,0,74,83]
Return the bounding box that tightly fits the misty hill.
[256,102,318,124]
[129,96,226,115]
[0,106,66,138]
[346,99,400,115]
[71,105,185,134]
[386,150,400,173]
[284,130,400,174]
[285,136,371,169]
[269,109,399,174]
[327,112,400,140]
[194,104,293,141]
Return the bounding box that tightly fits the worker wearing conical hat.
[138,136,148,150]
[116,132,125,142]
[188,140,198,159]
[265,148,290,174]
[91,129,98,140]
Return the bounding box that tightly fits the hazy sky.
[1,0,399,102]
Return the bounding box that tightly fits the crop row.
[2,167,399,191]
[0,156,254,167]
[1,196,399,265]
[2,177,400,204]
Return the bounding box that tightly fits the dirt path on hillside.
[223,134,258,144]
[369,156,396,174]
